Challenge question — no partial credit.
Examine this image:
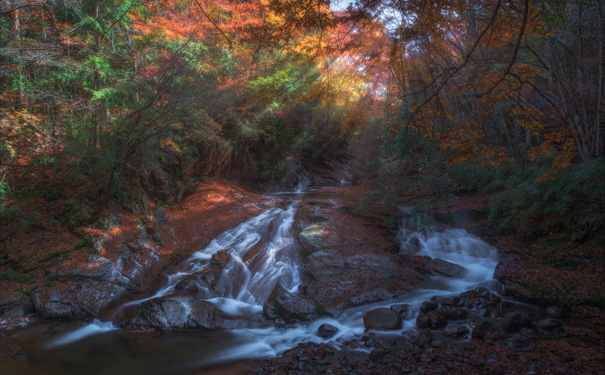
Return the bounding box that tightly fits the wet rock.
[428,311,448,330]
[347,288,396,307]
[363,308,402,330]
[174,278,200,294]
[428,258,466,277]
[546,306,566,319]
[211,250,231,269]
[417,314,431,329]
[33,281,126,320]
[413,329,433,347]
[317,323,339,339]
[485,292,501,303]
[402,236,421,254]
[420,301,438,313]
[441,296,463,307]
[462,286,490,299]
[391,304,410,317]
[536,318,562,330]
[266,289,318,322]
[502,312,531,331]
[120,296,225,330]
[440,307,469,320]
[471,321,495,339]
[298,222,340,255]
[125,228,152,253]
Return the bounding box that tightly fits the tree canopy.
[0,0,603,208]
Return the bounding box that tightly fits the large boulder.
[33,281,127,319]
[304,251,409,311]
[428,311,448,329]
[0,293,34,320]
[502,312,531,331]
[51,255,129,285]
[119,296,226,330]
[440,307,469,321]
[264,289,318,322]
[441,296,463,307]
[298,222,340,255]
[410,256,466,277]
[363,308,402,330]
[317,323,339,339]
[416,312,448,329]
[428,258,466,277]
[472,320,495,339]
[420,301,438,313]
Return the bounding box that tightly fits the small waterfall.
[396,208,499,288]
[46,203,503,367]
[47,204,302,348]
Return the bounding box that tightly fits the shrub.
[489,158,605,239]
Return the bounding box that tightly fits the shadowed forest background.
[0,0,603,316]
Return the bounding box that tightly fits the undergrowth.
[488,158,604,239]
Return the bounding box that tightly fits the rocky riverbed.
[0,177,603,375]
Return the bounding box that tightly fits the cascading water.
[396,208,499,287]
[389,208,501,330]
[48,204,302,347]
[44,200,503,373]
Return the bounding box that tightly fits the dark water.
[2,323,261,375]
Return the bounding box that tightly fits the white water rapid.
[46,199,502,372]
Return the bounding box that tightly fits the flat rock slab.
[363,308,402,330]
[119,295,226,330]
[408,256,466,277]
[296,197,426,311]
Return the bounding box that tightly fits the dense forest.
[1,0,603,236]
[0,1,603,374]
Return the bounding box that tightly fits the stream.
[1,188,502,375]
